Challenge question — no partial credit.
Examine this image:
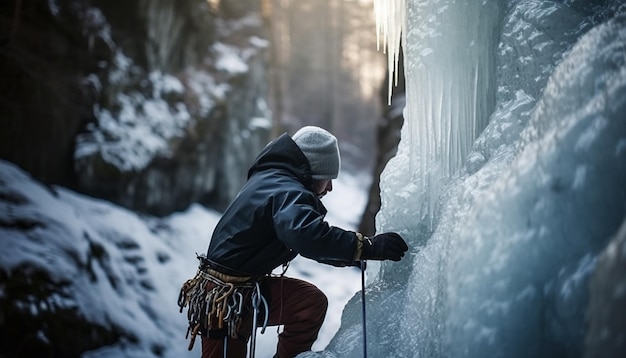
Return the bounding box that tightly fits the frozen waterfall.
[304,0,626,357]
[374,0,500,228]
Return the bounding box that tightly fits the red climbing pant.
[201,276,328,358]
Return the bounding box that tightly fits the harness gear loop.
[178,254,260,352]
[178,255,271,357]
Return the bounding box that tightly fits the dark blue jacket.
[205,133,358,276]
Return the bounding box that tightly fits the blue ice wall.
[306,1,626,357]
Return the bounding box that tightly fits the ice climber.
[178,126,409,358]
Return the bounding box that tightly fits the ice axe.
[360,260,368,358]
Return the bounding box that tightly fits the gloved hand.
[361,232,408,261]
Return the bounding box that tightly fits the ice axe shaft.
[361,260,368,358]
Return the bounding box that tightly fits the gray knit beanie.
[292,126,341,180]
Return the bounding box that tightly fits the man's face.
[313,179,333,198]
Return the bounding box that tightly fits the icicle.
[374,0,406,105]
[376,0,500,230]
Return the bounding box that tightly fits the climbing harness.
[177,254,268,357]
[361,260,368,358]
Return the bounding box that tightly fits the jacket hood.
[247,133,314,187]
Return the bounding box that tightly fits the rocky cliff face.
[0,0,271,216]
[0,0,94,186]
[358,51,405,236]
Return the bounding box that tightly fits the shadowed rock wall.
[0,0,270,216]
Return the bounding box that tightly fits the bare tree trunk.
[264,0,285,137]
[322,0,333,131]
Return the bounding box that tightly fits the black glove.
[361,232,408,261]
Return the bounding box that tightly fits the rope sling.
[177,255,269,356]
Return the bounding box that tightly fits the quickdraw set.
[177,255,269,355]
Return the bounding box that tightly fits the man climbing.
[178,126,408,358]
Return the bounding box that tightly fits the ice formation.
[304,1,626,357]
[374,0,406,105]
